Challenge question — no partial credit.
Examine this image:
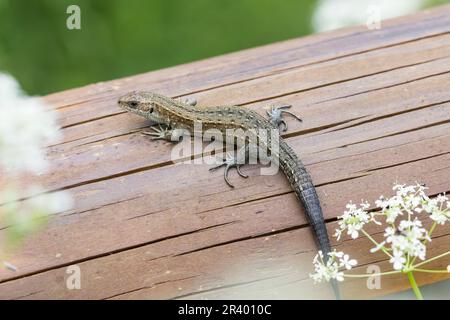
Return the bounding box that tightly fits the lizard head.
[118,91,166,123]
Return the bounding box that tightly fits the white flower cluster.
[382,219,430,269]
[379,183,449,226]
[311,183,449,281]
[374,184,448,270]
[0,73,61,173]
[0,73,73,262]
[312,0,425,33]
[1,186,73,248]
[334,200,376,240]
[338,184,448,271]
[310,250,357,283]
[424,194,450,226]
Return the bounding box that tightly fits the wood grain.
[0,5,449,299]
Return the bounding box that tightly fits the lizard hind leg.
[209,150,249,188]
[266,104,302,132]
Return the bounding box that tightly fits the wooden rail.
[1,5,449,299]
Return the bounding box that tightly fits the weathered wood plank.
[0,5,449,299]
[0,219,448,300]
[12,34,450,198]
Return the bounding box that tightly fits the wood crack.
[0,221,237,286]
[103,275,199,300]
[312,69,450,108]
[169,274,285,300]
[339,117,450,149]
[360,151,450,173]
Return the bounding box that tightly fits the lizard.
[118,91,340,299]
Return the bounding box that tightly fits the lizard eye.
[149,107,154,113]
[129,101,138,108]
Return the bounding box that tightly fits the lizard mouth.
[117,100,129,110]
[118,91,139,106]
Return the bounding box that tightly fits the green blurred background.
[0,0,448,95]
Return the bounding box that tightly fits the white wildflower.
[335,271,345,282]
[0,73,23,100]
[427,196,449,225]
[1,186,73,248]
[329,250,344,259]
[0,73,72,255]
[394,183,413,196]
[416,194,450,225]
[315,183,449,287]
[384,205,403,224]
[335,201,372,240]
[384,227,395,243]
[390,250,406,270]
[27,188,74,214]
[0,73,61,173]
[339,254,358,270]
[383,217,429,267]
[310,250,357,283]
[436,194,448,204]
[431,211,447,225]
[375,196,388,209]
[398,219,422,231]
[312,0,425,33]
[375,183,430,223]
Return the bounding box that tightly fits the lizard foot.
[209,152,248,188]
[266,104,302,132]
[142,124,173,141]
[180,97,197,106]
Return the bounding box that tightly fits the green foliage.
[0,0,316,95]
[0,0,448,95]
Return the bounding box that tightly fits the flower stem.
[414,268,449,274]
[406,271,423,300]
[343,270,401,278]
[413,250,450,268]
[361,229,393,258]
[428,222,437,238]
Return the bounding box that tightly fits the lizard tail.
[283,160,341,300]
[331,278,341,300]
[297,185,341,300]
[279,141,341,299]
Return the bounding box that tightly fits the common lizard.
[118,91,340,299]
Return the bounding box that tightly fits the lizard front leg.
[142,98,197,141]
[142,124,186,142]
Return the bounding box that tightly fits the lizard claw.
[209,152,248,188]
[267,104,302,132]
[142,124,172,141]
